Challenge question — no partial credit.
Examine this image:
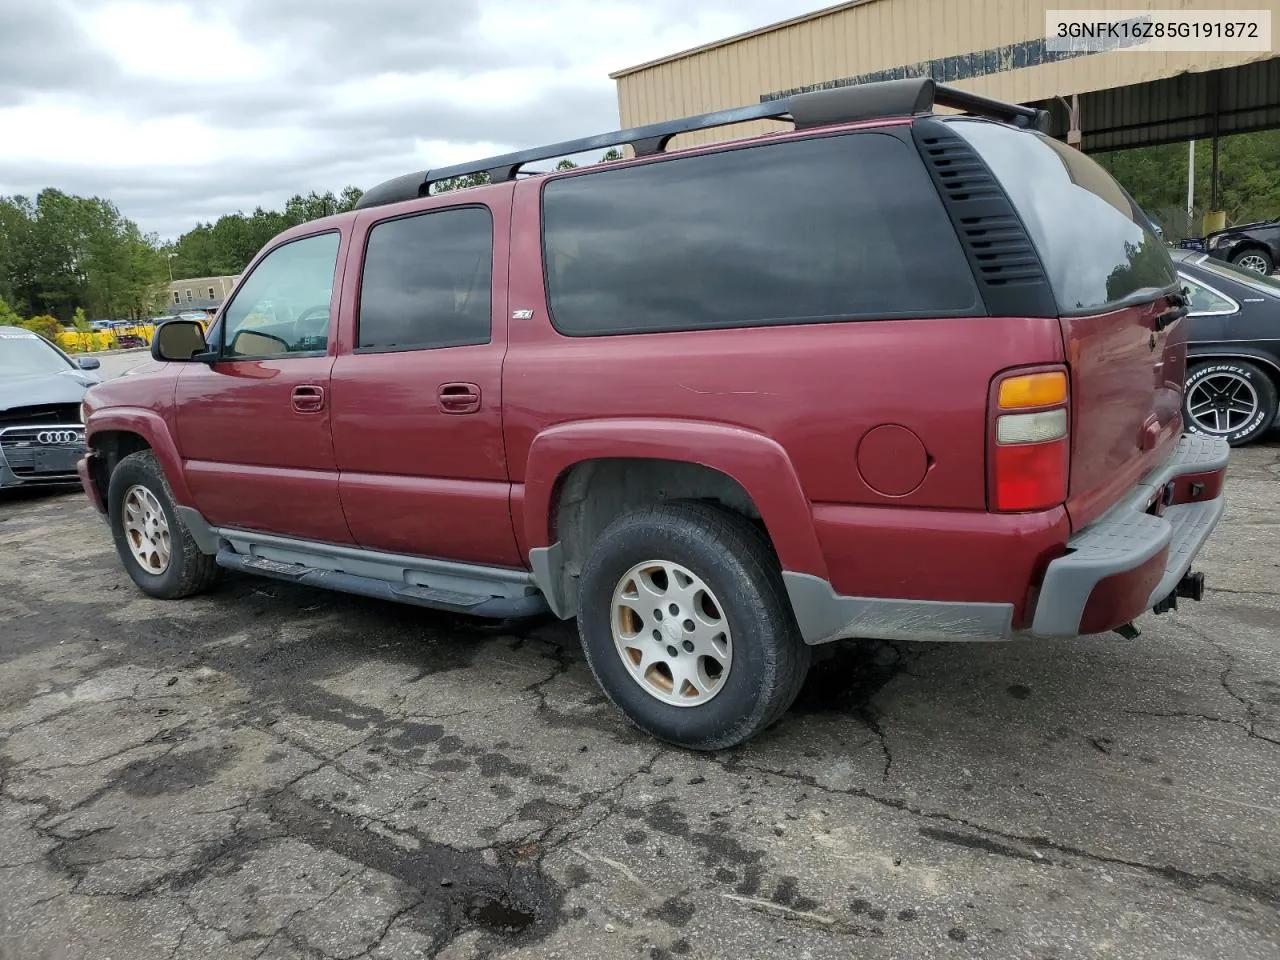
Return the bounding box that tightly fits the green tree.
[338,186,364,211]
[1096,129,1280,237]
[0,296,21,326]
[20,314,61,340]
[600,148,624,162]
[432,172,491,194]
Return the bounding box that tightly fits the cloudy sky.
[1,0,819,239]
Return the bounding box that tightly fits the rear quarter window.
[949,119,1176,314]
[541,132,981,336]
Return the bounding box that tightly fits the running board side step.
[215,550,550,620]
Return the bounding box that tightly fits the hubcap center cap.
[662,618,683,644]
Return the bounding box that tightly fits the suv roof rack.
[354,77,1050,210]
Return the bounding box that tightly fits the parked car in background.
[1175,249,1280,445]
[1205,218,1280,274]
[0,327,101,489]
[79,78,1227,749]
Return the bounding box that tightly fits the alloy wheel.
[1186,372,1260,435]
[1236,253,1271,274]
[610,560,733,707]
[122,484,172,574]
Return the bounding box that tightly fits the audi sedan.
[0,327,101,489]
[1175,250,1280,446]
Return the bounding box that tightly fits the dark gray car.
[0,326,101,488]
[1174,251,1280,446]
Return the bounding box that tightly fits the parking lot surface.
[88,348,153,380]
[1,440,1278,960]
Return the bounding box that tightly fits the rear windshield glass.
[949,119,1176,314]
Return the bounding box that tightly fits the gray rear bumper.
[1029,434,1230,638]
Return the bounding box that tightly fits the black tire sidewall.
[577,508,799,748]
[107,455,188,596]
[1184,360,1279,445]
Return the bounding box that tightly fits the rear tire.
[1183,360,1279,446]
[107,451,219,599]
[1230,248,1274,275]
[576,501,810,750]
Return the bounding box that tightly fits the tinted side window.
[358,206,493,351]
[541,133,980,336]
[950,119,1176,314]
[222,232,340,359]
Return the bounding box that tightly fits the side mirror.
[152,319,210,362]
[77,356,101,370]
[229,329,289,357]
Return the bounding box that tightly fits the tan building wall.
[166,275,240,310]
[612,0,1280,151]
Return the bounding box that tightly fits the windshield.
[1198,257,1280,297]
[0,332,73,377]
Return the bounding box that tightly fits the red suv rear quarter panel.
[505,167,1072,621]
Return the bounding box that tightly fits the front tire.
[1231,248,1274,275]
[107,451,218,599]
[1183,360,1279,446]
[576,502,810,750]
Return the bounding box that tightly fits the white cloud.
[0,0,819,238]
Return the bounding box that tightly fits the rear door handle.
[291,384,325,413]
[438,382,481,414]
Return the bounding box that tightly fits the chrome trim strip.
[0,423,86,437]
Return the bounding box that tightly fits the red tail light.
[990,368,1070,512]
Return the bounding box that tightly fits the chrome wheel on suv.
[1183,360,1279,446]
[577,501,810,750]
[611,560,733,707]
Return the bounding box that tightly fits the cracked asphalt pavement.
[1,439,1278,960]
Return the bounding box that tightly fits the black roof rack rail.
[354,77,1049,210]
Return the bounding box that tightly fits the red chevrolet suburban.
[79,79,1228,749]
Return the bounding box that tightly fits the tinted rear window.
[950,119,1176,314]
[541,132,980,336]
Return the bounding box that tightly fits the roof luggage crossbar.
[354,77,1049,210]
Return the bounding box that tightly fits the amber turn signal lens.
[998,372,1067,409]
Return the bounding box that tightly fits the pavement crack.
[855,707,892,781]
[1177,622,1276,745]
[519,638,576,715]
[349,897,423,960]
[714,757,1280,908]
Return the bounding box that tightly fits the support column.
[1204,73,1226,235]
